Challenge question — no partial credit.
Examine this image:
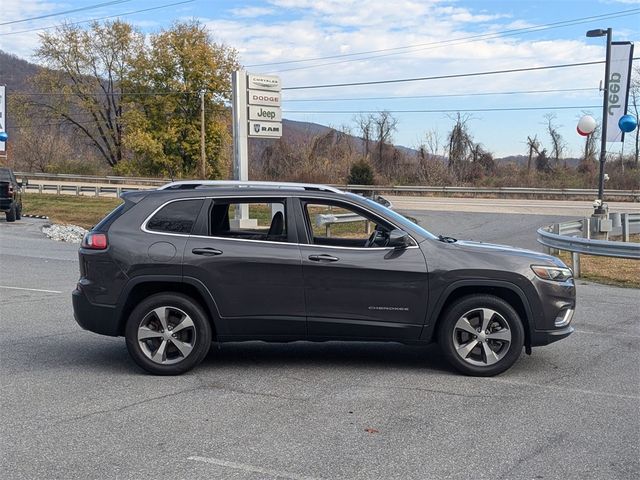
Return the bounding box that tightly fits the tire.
[5,203,16,222]
[125,293,212,375]
[16,203,22,220]
[437,294,525,376]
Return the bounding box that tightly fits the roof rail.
[158,180,343,194]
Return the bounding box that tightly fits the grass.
[559,243,640,288]
[23,194,122,229]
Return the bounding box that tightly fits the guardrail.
[537,213,640,276]
[14,172,640,200]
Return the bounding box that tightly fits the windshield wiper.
[438,235,457,243]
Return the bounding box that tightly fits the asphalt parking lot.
[1,213,639,480]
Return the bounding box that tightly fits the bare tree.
[526,135,540,173]
[373,111,398,177]
[544,113,566,167]
[354,113,375,159]
[446,113,473,169]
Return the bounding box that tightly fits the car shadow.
[202,341,454,374]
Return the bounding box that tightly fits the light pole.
[586,28,612,216]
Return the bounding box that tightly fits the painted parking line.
[0,285,62,294]
[187,456,321,480]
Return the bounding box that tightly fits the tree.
[121,20,239,178]
[347,159,374,185]
[526,135,540,173]
[544,113,566,167]
[627,65,639,165]
[33,21,143,167]
[446,113,473,170]
[354,113,374,159]
[372,111,398,176]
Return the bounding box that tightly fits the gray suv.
[72,181,575,376]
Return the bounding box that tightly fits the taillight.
[82,232,108,250]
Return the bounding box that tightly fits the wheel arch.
[116,276,221,338]
[421,280,534,347]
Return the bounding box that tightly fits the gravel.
[42,223,88,243]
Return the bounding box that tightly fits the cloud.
[229,6,276,18]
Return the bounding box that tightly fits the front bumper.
[72,287,120,336]
[530,325,574,346]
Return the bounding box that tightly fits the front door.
[297,199,429,340]
[183,197,306,340]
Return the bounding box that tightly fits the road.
[1,212,639,480]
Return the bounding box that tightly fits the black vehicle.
[72,181,575,376]
[0,168,25,222]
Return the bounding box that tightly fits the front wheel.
[125,293,212,375]
[438,295,525,376]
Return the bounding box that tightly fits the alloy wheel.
[451,308,512,367]
[137,306,196,365]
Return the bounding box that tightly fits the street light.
[585,27,612,216]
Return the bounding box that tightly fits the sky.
[1,0,639,158]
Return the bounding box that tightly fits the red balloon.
[577,126,589,137]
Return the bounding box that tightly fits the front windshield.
[356,194,438,240]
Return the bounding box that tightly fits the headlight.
[531,265,573,282]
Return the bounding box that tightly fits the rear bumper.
[530,325,574,346]
[72,287,120,336]
[0,198,12,211]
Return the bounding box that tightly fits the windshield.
[355,194,438,240]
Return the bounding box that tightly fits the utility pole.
[200,89,206,179]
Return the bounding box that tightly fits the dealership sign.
[248,74,281,91]
[605,42,634,143]
[249,105,282,122]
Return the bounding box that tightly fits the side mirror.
[388,228,411,249]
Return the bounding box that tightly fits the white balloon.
[577,115,597,135]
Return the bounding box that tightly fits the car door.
[183,196,306,340]
[297,198,429,340]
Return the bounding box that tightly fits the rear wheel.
[438,294,524,376]
[5,203,16,222]
[125,293,212,375]
[15,203,22,220]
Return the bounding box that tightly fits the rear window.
[93,203,127,232]
[146,199,204,234]
[0,169,12,182]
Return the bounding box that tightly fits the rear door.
[183,196,306,340]
[297,198,429,340]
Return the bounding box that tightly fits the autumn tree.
[33,21,143,167]
[121,21,239,178]
[447,113,473,170]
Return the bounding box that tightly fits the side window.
[209,199,289,242]
[146,199,204,234]
[304,201,392,248]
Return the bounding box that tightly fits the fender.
[114,275,223,335]
[419,279,537,345]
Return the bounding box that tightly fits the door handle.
[192,247,223,256]
[308,254,339,262]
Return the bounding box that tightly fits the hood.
[452,239,566,267]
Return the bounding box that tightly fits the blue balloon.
[0,132,8,142]
[618,114,638,133]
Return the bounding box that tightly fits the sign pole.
[595,28,612,215]
[231,70,250,223]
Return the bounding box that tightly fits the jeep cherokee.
[72,181,575,376]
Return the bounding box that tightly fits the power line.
[0,0,132,26]
[272,11,640,73]
[248,8,640,70]
[0,1,196,36]
[283,105,601,114]
[285,87,599,103]
[283,58,639,91]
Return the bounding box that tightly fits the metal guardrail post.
[94,186,99,197]
[56,185,61,195]
[622,213,629,242]
[551,223,560,255]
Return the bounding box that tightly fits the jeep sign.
[605,42,634,143]
[249,105,282,122]
[248,90,281,107]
